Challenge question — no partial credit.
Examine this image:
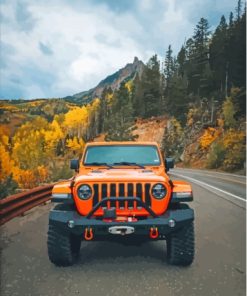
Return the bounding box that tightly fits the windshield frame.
[82,144,162,167]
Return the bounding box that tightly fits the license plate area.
[108,226,135,236]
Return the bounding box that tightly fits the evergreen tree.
[164,45,174,84]
[106,82,137,141]
[235,0,242,21]
[132,73,145,117]
[227,9,246,102]
[98,87,112,133]
[165,74,189,123]
[177,46,186,77]
[229,12,234,27]
[142,55,162,118]
[184,38,196,93]
[209,15,228,97]
[191,18,211,96]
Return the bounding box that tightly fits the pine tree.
[229,12,234,27]
[164,45,174,84]
[235,0,242,21]
[227,9,246,95]
[177,46,186,77]
[132,73,145,117]
[142,55,162,118]
[106,82,137,141]
[98,87,112,133]
[165,74,189,123]
[184,38,196,93]
[191,18,211,96]
[209,15,228,96]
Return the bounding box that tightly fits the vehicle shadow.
[77,240,167,266]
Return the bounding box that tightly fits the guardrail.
[0,184,53,226]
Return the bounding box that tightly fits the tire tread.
[47,224,81,266]
[166,221,195,266]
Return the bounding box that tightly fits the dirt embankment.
[93,116,167,146]
[133,116,167,145]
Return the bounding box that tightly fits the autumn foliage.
[199,127,222,150]
[0,101,100,194]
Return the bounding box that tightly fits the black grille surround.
[92,183,152,209]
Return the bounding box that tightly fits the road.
[170,168,246,207]
[1,169,246,296]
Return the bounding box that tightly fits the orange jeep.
[47,142,194,266]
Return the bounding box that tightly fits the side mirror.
[165,157,174,172]
[70,159,79,171]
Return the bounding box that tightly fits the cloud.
[0,0,236,99]
[39,42,53,56]
[15,1,36,32]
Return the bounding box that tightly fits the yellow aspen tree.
[66,136,85,155]
[44,119,64,159]
[0,143,15,181]
[63,107,89,138]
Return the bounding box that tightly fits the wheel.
[166,221,195,266]
[47,223,81,266]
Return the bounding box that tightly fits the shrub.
[222,129,246,171]
[0,175,18,199]
[206,141,226,169]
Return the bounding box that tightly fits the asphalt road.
[170,168,246,207]
[1,169,246,296]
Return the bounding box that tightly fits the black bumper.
[49,206,194,239]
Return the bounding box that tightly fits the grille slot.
[110,184,116,207]
[119,183,125,208]
[145,184,151,207]
[128,183,134,208]
[93,184,99,206]
[102,184,107,198]
[136,183,142,200]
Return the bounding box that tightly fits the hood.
[75,168,167,183]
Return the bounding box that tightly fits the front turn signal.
[171,192,193,203]
[51,193,73,203]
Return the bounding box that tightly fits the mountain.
[64,57,144,104]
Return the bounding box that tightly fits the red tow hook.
[149,227,159,239]
[84,227,94,241]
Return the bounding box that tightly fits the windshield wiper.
[85,162,113,169]
[112,162,145,169]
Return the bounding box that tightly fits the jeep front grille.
[92,183,151,209]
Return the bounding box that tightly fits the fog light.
[168,219,176,228]
[68,220,75,228]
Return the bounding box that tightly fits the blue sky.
[0,0,237,99]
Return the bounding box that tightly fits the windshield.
[84,145,161,166]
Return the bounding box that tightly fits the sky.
[0,0,237,100]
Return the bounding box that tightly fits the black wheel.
[47,223,81,266]
[166,221,195,266]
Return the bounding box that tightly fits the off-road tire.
[166,221,194,266]
[47,223,81,266]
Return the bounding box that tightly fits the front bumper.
[49,206,194,239]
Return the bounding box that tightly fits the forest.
[0,1,246,198]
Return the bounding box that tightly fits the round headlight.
[152,183,167,199]
[77,184,92,200]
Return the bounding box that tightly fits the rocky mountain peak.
[67,57,145,104]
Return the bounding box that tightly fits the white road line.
[172,170,246,185]
[172,168,246,179]
[170,172,246,203]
